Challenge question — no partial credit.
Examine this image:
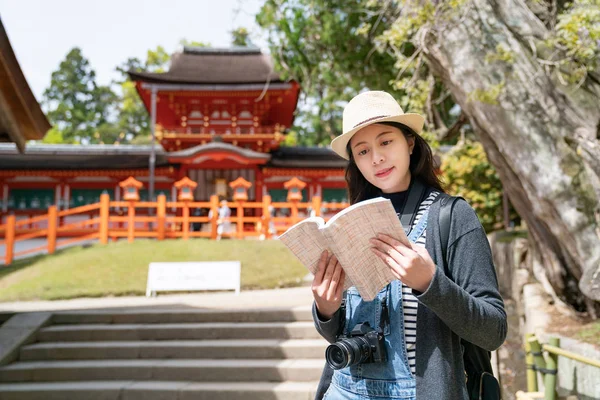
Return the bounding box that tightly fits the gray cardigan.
[313,197,507,399]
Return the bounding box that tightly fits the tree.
[441,139,515,232]
[231,27,251,46]
[179,39,211,48]
[43,48,118,144]
[115,44,207,143]
[258,0,600,315]
[41,127,64,144]
[256,0,405,146]
[395,0,600,314]
[114,47,171,143]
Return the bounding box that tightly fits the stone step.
[52,307,313,325]
[37,321,321,342]
[20,339,328,360]
[0,359,325,383]
[0,381,318,400]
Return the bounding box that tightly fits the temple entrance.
[187,168,256,201]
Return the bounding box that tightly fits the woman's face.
[350,124,415,193]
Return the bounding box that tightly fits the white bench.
[146,261,241,297]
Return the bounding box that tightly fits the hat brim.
[330,114,425,160]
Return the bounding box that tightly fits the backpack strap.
[438,193,462,275]
[400,179,427,234]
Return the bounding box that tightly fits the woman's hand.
[370,233,435,293]
[312,250,345,320]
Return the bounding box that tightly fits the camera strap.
[338,297,346,337]
[400,178,427,235]
[381,178,426,335]
[381,285,391,335]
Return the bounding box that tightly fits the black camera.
[325,322,387,370]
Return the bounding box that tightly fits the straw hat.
[330,91,425,160]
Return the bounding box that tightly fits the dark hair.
[344,122,445,204]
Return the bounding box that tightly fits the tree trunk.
[421,0,600,311]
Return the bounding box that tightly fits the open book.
[279,197,409,301]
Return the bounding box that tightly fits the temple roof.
[128,46,283,85]
[0,19,51,152]
[267,146,347,168]
[0,143,169,170]
[0,143,342,170]
[167,142,271,161]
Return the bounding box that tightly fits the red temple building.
[0,46,348,219]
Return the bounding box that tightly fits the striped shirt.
[402,190,440,374]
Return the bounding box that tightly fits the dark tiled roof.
[128,46,283,85]
[0,143,345,170]
[267,146,347,168]
[0,143,168,170]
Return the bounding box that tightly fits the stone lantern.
[173,176,198,240]
[284,177,306,226]
[119,177,143,201]
[229,177,253,238]
[284,177,306,202]
[229,177,252,202]
[174,177,198,201]
[118,176,144,243]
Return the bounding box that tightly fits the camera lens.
[326,345,347,368]
[326,342,350,369]
[325,337,371,370]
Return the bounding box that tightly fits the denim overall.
[324,210,429,400]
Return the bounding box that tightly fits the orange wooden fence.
[0,194,349,266]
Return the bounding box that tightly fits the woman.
[312,91,507,399]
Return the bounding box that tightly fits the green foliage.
[129,134,153,145]
[468,81,506,105]
[485,44,516,65]
[42,48,118,144]
[41,127,66,144]
[555,0,600,69]
[113,46,175,143]
[257,1,462,148]
[116,79,149,141]
[441,140,504,232]
[282,129,299,147]
[541,0,600,85]
[145,46,171,71]
[231,27,251,46]
[256,0,400,146]
[41,43,201,145]
[179,39,211,48]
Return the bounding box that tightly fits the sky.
[0,0,268,102]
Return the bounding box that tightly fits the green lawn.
[0,239,308,302]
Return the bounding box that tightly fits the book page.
[279,218,328,276]
[323,197,408,301]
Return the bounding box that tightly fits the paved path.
[0,286,315,313]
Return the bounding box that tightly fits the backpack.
[439,193,501,400]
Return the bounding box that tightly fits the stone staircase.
[0,307,327,399]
